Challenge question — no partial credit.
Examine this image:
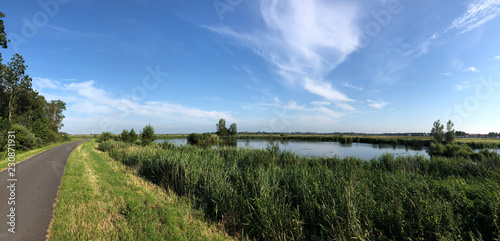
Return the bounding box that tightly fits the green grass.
[47,140,233,241]
[99,140,500,240]
[0,138,80,171]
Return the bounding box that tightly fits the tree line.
[0,11,67,152]
[99,124,156,145]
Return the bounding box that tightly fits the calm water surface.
[155,139,431,160]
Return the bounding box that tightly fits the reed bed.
[98,140,500,240]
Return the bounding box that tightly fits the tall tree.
[431,119,444,143]
[216,118,228,136]
[229,123,237,136]
[120,129,129,142]
[445,120,456,143]
[45,100,66,131]
[129,128,138,143]
[2,54,33,121]
[141,124,155,145]
[0,11,7,61]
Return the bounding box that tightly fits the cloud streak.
[446,0,500,34]
[367,99,389,109]
[205,0,361,111]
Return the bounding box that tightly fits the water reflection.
[155,139,432,160]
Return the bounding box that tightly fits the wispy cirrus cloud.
[445,0,500,34]
[412,0,500,57]
[455,80,473,91]
[367,99,389,109]
[204,0,361,112]
[341,82,364,91]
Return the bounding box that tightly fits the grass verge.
[47,140,233,241]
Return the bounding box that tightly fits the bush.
[60,132,71,141]
[187,133,219,145]
[0,118,12,152]
[10,123,42,151]
[99,131,113,142]
[428,143,499,160]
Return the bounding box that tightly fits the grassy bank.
[48,140,233,240]
[98,140,500,240]
[0,139,80,171]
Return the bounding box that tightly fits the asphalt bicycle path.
[0,140,89,241]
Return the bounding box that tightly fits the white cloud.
[303,77,353,103]
[341,82,364,91]
[455,81,473,91]
[33,77,232,133]
[33,77,62,90]
[446,0,500,34]
[367,99,389,109]
[440,72,453,76]
[489,55,500,60]
[414,1,500,57]
[311,101,330,106]
[205,0,361,112]
[465,66,480,72]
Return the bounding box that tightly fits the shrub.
[141,124,155,145]
[10,123,42,151]
[0,117,12,152]
[60,132,71,142]
[99,131,113,142]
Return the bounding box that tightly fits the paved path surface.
[0,140,88,241]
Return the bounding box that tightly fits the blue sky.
[2,0,500,134]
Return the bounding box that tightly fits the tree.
[141,124,155,145]
[431,119,444,143]
[216,118,228,136]
[456,131,467,137]
[0,12,66,149]
[99,131,113,142]
[45,100,66,131]
[129,128,138,143]
[2,54,33,121]
[445,120,455,143]
[0,11,7,61]
[229,123,237,136]
[120,129,129,142]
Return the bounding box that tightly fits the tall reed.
[98,141,500,240]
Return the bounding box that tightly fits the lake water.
[155,139,431,160]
